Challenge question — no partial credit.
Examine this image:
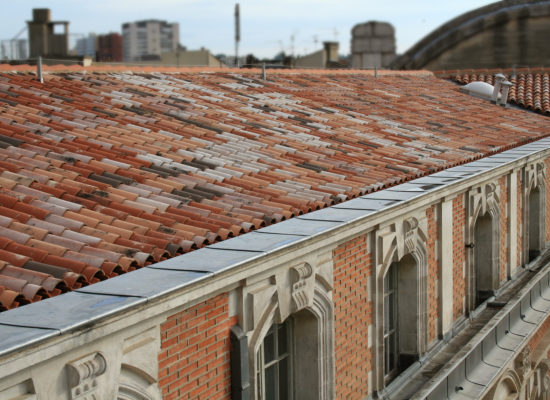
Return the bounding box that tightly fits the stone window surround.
[466,182,501,312]
[374,213,429,395]
[523,162,546,266]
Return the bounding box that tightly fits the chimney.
[323,41,339,63]
[491,73,506,102]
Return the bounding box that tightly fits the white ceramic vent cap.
[460,81,500,100]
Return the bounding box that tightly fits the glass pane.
[265,365,275,400]
[278,324,288,355]
[388,265,396,290]
[264,330,275,363]
[384,336,390,375]
[384,298,389,331]
[279,357,289,399]
[388,332,396,371]
[388,294,395,330]
[384,294,395,333]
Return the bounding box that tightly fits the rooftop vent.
[460,73,512,106]
[461,81,496,100]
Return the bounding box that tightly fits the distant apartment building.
[122,20,179,62]
[97,33,123,62]
[0,39,28,60]
[74,34,97,58]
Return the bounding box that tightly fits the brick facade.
[427,206,439,343]
[499,176,509,282]
[528,314,550,353]
[333,235,372,400]
[453,194,466,320]
[158,293,236,400]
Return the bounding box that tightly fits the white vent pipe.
[491,73,506,102]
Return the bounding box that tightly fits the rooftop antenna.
[37,56,43,83]
[234,3,240,68]
[290,30,298,67]
[313,34,319,49]
[333,28,339,41]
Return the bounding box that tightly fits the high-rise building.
[122,20,179,62]
[74,34,97,58]
[0,39,28,60]
[97,33,123,62]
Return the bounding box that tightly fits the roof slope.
[447,69,550,116]
[0,68,548,310]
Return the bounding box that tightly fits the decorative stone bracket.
[290,263,314,312]
[376,214,427,267]
[515,347,532,379]
[404,217,419,254]
[242,253,333,334]
[468,182,499,222]
[524,162,546,194]
[66,352,106,400]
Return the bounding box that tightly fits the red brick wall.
[453,194,466,320]
[333,234,371,400]
[158,293,237,400]
[499,176,508,283]
[528,313,550,352]
[517,171,523,267]
[427,206,438,343]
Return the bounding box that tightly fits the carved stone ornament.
[290,263,313,312]
[525,162,546,192]
[66,352,107,400]
[404,217,419,254]
[515,347,532,378]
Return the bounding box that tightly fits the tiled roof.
[445,69,550,116]
[0,67,548,311]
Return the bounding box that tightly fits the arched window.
[245,266,334,400]
[528,186,543,262]
[255,308,325,400]
[474,212,494,307]
[383,254,419,383]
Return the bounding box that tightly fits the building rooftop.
[0,66,549,312]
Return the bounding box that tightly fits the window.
[528,187,542,262]
[474,212,494,307]
[383,254,419,385]
[257,319,292,400]
[384,263,398,381]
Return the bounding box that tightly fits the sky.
[1,0,497,58]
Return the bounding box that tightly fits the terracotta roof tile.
[0,68,549,309]
[443,68,550,116]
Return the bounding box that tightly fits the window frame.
[257,319,293,400]
[383,264,399,383]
